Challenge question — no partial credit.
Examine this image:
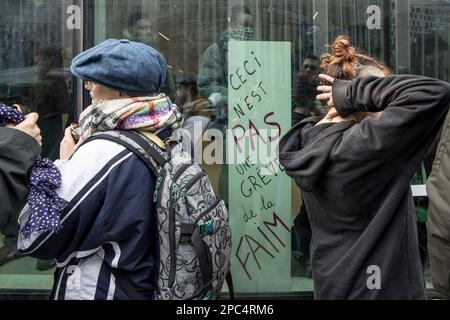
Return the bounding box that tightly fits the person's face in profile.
[130,18,158,47]
[84,81,125,104]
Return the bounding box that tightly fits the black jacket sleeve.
[0,127,41,230]
[333,75,450,166]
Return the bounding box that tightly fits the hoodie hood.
[279,117,355,192]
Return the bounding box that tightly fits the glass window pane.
[88,0,448,297]
[0,0,78,296]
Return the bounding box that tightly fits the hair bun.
[331,36,356,63]
[323,35,391,80]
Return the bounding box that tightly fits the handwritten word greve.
[240,169,272,198]
[238,161,285,198]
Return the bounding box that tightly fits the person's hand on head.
[60,125,83,160]
[317,74,342,121]
[13,112,42,145]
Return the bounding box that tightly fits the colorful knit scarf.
[0,104,67,239]
[79,94,184,139]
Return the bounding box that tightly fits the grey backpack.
[85,130,232,300]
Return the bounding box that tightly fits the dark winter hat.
[70,39,167,96]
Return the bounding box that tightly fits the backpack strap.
[180,223,214,300]
[111,268,148,300]
[226,271,235,300]
[117,130,168,167]
[80,130,168,176]
[191,228,213,297]
[180,222,233,300]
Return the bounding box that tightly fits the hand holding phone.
[71,124,81,143]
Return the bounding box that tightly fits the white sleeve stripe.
[56,241,122,268]
[57,140,127,202]
[53,265,68,300]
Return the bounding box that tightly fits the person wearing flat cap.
[16,39,184,300]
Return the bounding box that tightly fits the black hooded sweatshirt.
[279,75,450,300]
